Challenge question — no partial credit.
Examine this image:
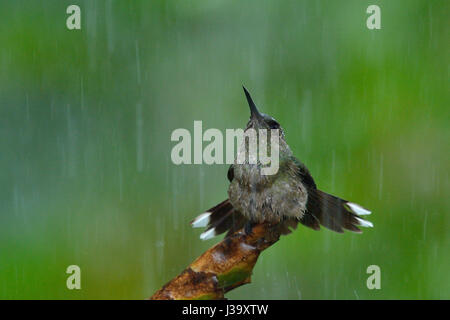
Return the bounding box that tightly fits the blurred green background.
[0,0,448,299]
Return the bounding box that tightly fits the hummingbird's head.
[242,86,285,140]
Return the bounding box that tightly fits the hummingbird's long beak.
[243,86,263,120]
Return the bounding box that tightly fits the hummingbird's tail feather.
[278,218,300,235]
[190,199,247,240]
[302,190,373,233]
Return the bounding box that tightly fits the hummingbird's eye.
[267,119,280,129]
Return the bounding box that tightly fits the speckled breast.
[228,163,308,223]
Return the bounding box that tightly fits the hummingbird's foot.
[244,221,256,236]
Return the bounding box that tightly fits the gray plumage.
[191,87,373,240]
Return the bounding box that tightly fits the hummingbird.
[191,87,373,240]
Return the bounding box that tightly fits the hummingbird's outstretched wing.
[304,190,373,233]
[190,199,247,240]
[294,159,373,233]
[190,164,246,240]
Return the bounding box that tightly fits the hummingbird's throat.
[235,128,282,176]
